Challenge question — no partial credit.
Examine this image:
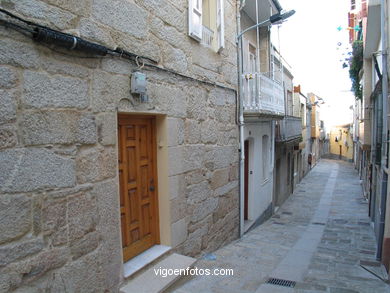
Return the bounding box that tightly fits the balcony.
[275,116,302,143]
[242,72,285,117]
[201,25,214,48]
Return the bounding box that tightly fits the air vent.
[266,278,296,288]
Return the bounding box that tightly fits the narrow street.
[172,160,390,293]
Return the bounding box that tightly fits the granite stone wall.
[0,0,239,291]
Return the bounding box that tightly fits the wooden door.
[118,115,159,262]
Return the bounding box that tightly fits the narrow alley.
[171,160,390,293]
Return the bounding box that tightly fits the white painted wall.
[244,121,274,221]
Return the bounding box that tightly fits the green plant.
[349,40,363,99]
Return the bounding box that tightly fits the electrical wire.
[0,7,236,95]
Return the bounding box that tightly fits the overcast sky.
[274,0,355,128]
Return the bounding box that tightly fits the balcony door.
[243,39,258,107]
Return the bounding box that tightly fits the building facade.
[273,64,303,207]
[349,0,390,273]
[0,1,240,291]
[329,124,354,161]
[239,0,287,232]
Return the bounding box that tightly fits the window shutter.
[217,0,225,52]
[189,0,202,41]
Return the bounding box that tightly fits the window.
[189,0,224,52]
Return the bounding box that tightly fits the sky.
[273,0,356,128]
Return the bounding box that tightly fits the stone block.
[91,179,121,240]
[148,83,187,118]
[229,164,239,181]
[0,126,17,149]
[42,197,68,246]
[185,169,209,185]
[191,197,218,223]
[53,251,104,293]
[167,117,184,146]
[0,238,45,266]
[44,0,92,17]
[171,218,187,247]
[150,18,188,51]
[76,147,116,184]
[169,174,185,200]
[186,87,208,121]
[205,145,237,170]
[170,196,187,224]
[97,113,117,146]
[21,110,97,145]
[187,181,211,205]
[210,168,230,190]
[184,119,201,144]
[0,89,17,124]
[162,46,188,73]
[101,58,133,76]
[41,57,90,79]
[0,39,40,69]
[9,0,77,30]
[0,148,75,193]
[141,0,185,32]
[68,192,98,241]
[79,18,115,48]
[23,71,89,109]
[209,87,236,106]
[70,232,99,260]
[200,120,218,144]
[0,66,18,88]
[92,0,147,39]
[91,71,130,112]
[0,194,31,245]
[15,247,70,283]
[214,181,238,197]
[213,188,238,222]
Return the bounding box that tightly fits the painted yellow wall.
[329,125,354,160]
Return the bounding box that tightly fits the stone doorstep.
[123,245,172,279]
[120,253,197,293]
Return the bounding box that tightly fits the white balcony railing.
[201,25,214,48]
[242,72,285,116]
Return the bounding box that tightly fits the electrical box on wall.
[130,71,148,102]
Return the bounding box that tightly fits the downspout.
[237,0,245,237]
[377,0,389,261]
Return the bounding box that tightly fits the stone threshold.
[123,245,171,278]
[120,253,197,293]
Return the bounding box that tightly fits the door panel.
[118,115,159,261]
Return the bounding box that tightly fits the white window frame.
[216,0,224,52]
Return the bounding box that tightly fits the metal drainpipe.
[237,0,245,237]
[377,0,389,261]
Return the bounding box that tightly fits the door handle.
[149,179,155,192]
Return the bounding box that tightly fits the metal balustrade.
[241,72,285,116]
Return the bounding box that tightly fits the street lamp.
[236,10,295,42]
[236,9,295,237]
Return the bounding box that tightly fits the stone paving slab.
[170,160,390,293]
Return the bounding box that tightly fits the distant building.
[329,124,354,161]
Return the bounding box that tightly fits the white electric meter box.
[131,72,147,94]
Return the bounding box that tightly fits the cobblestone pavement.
[171,160,390,293]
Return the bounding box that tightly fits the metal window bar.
[201,25,214,48]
